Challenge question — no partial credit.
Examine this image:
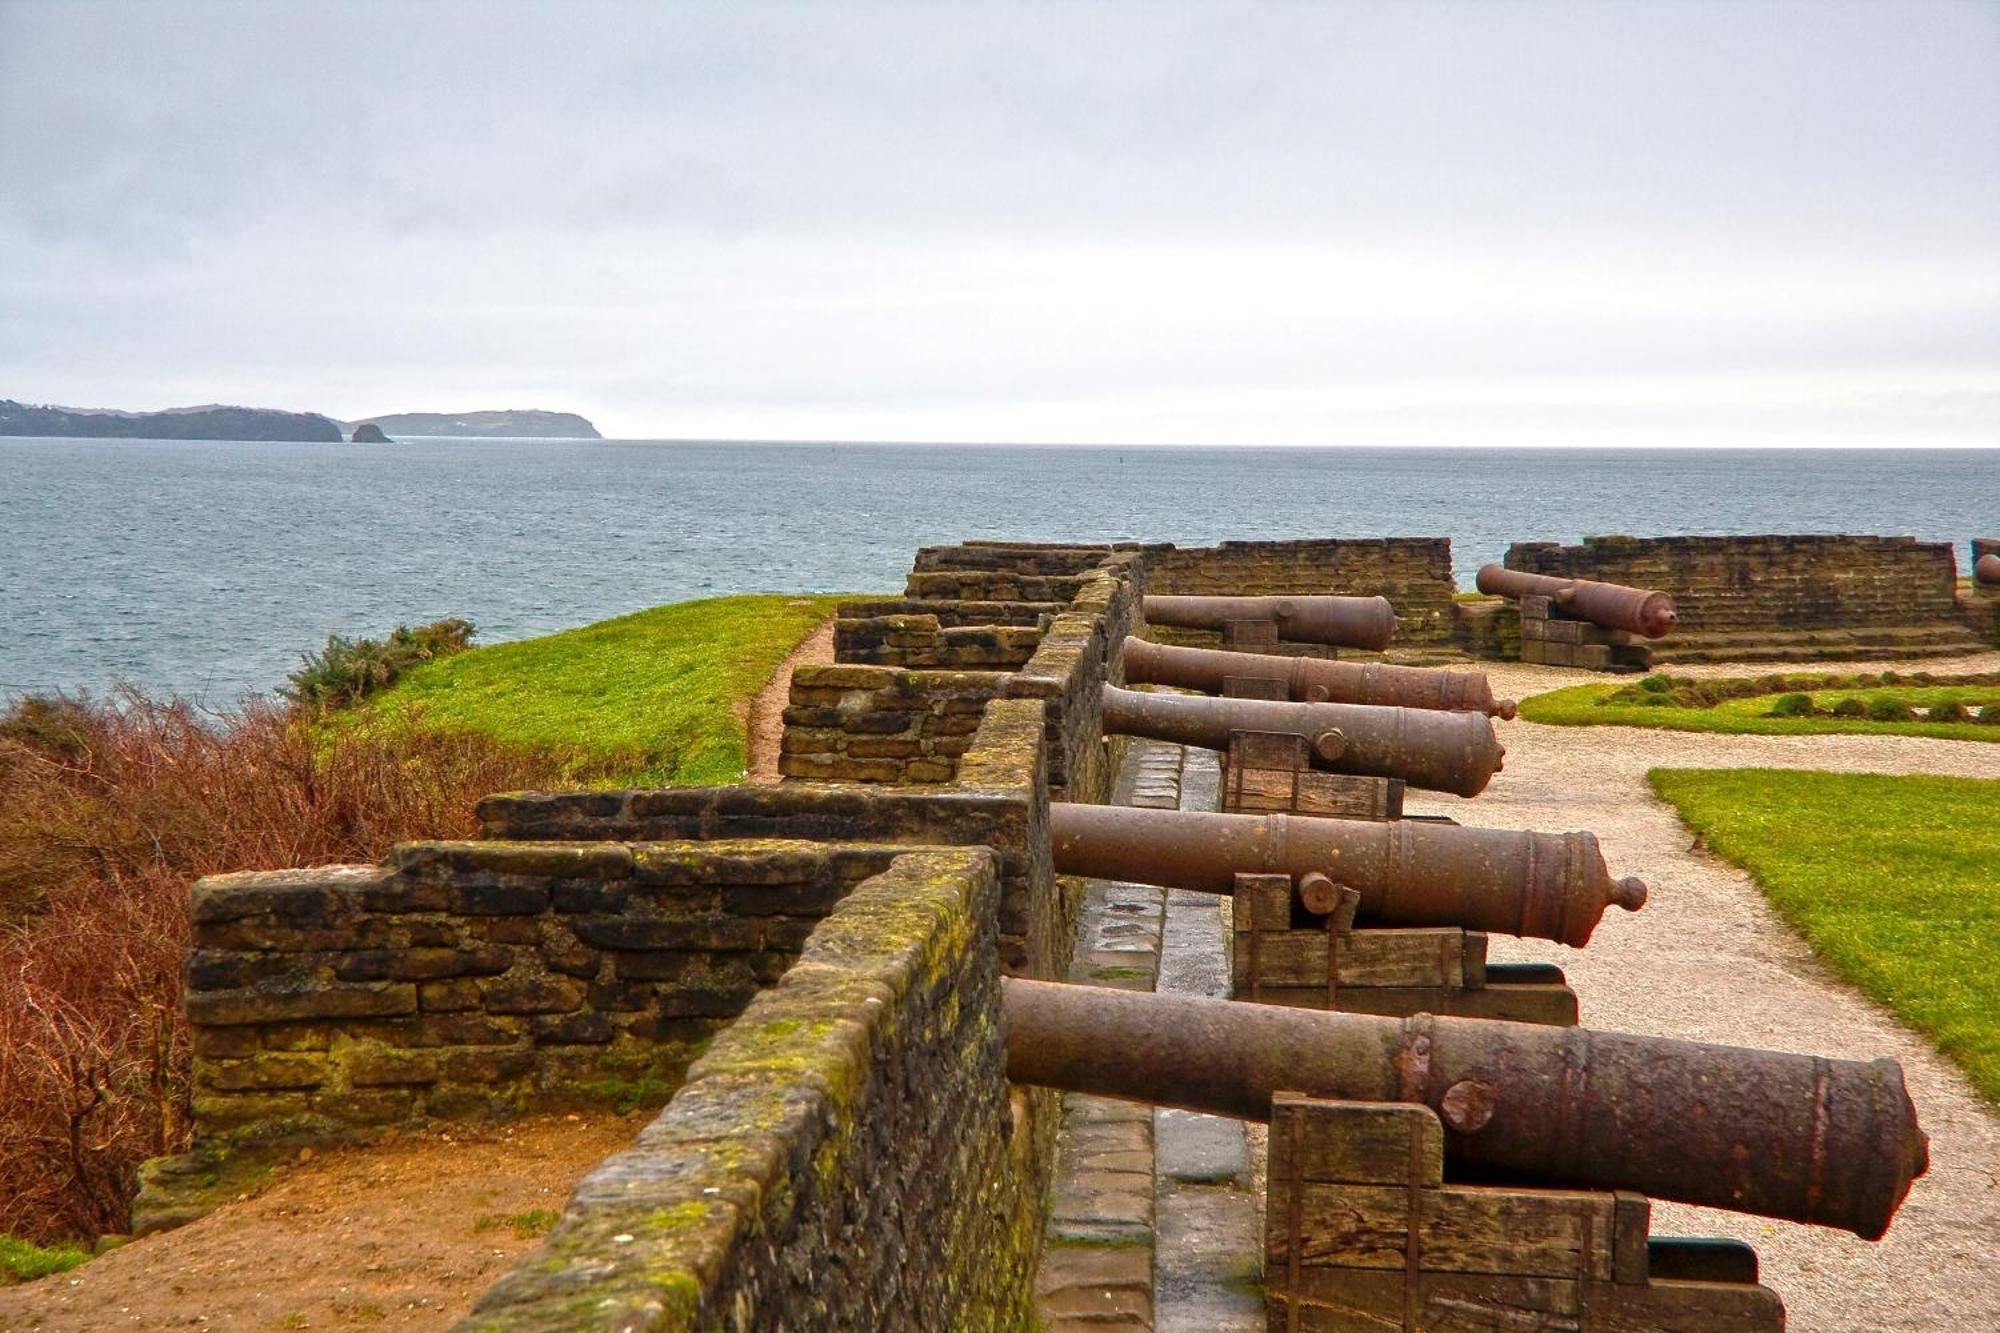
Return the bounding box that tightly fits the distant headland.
[0,399,600,442]
[0,399,345,442]
[343,410,601,439]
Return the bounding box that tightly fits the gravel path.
[1400,653,2000,1332]
[744,615,835,782]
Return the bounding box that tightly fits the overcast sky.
[2,0,1995,444]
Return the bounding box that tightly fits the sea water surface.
[3,437,1996,702]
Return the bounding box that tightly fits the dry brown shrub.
[0,689,576,1243]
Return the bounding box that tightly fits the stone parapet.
[1506,534,1960,631]
[792,548,1141,798]
[459,847,1037,1331]
[134,837,920,1235]
[482,697,1066,979]
[1145,538,1458,646]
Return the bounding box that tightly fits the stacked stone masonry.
[1505,533,1989,661]
[788,543,1143,798]
[1147,537,1458,647]
[482,698,1062,979]
[463,848,1038,1331]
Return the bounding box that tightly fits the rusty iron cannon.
[1142,594,1397,651]
[1475,564,1679,639]
[1121,635,1516,719]
[1050,803,1645,947]
[1977,552,2000,587]
[1003,978,1927,1239]
[1099,684,1504,797]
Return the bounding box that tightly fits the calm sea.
[3,438,1996,702]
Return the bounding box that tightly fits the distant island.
[344,410,601,439]
[0,399,344,442]
[0,400,601,442]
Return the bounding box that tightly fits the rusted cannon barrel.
[1142,594,1397,650]
[1475,564,1679,639]
[1977,552,2000,587]
[1003,978,1927,1239]
[1050,804,1644,947]
[1121,636,1516,720]
[1099,684,1504,797]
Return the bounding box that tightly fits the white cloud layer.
[2,0,1995,443]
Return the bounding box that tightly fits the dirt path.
[744,614,836,782]
[1399,653,2000,1332]
[0,1113,641,1332]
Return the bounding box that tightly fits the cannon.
[1002,978,1927,1239]
[1142,594,1396,651]
[1977,552,2000,587]
[1475,564,1679,639]
[1099,684,1504,797]
[1050,803,1645,947]
[1121,635,1516,719]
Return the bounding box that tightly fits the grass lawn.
[1650,768,2000,1104]
[1523,680,2000,742]
[355,594,846,786]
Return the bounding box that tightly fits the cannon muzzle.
[1977,552,2000,587]
[1003,978,1928,1240]
[1050,803,1643,947]
[1099,684,1504,797]
[1121,636,1515,718]
[1475,564,1679,639]
[1142,594,1397,650]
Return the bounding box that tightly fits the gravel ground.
[1400,652,2000,1333]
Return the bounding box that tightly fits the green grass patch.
[354,594,846,786]
[1522,679,2000,742]
[474,1209,560,1240]
[0,1234,89,1284]
[1649,768,2000,1104]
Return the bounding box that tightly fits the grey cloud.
[1,0,1995,442]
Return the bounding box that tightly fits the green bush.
[1979,705,2000,726]
[1766,692,1817,718]
[1929,700,1974,724]
[284,618,476,714]
[1867,697,1916,723]
[1831,697,1869,718]
[1639,674,1672,694]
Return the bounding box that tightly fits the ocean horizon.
[5,436,1996,702]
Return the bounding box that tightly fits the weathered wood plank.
[1235,928,1468,989]
[1256,982,1577,1026]
[1579,1278,1784,1330]
[1270,1183,1617,1280]
[1269,1095,1441,1188]
[1270,1267,1585,1332]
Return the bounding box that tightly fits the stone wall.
[1507,534,1958,630]
[462,847,1037,1331]
[834,599,1057,669]
[1146,538,1458,646]
[483,697,1063,978]
[1504,534,1986,661]
[786,547,1140,799]
[135,837,910,1233]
